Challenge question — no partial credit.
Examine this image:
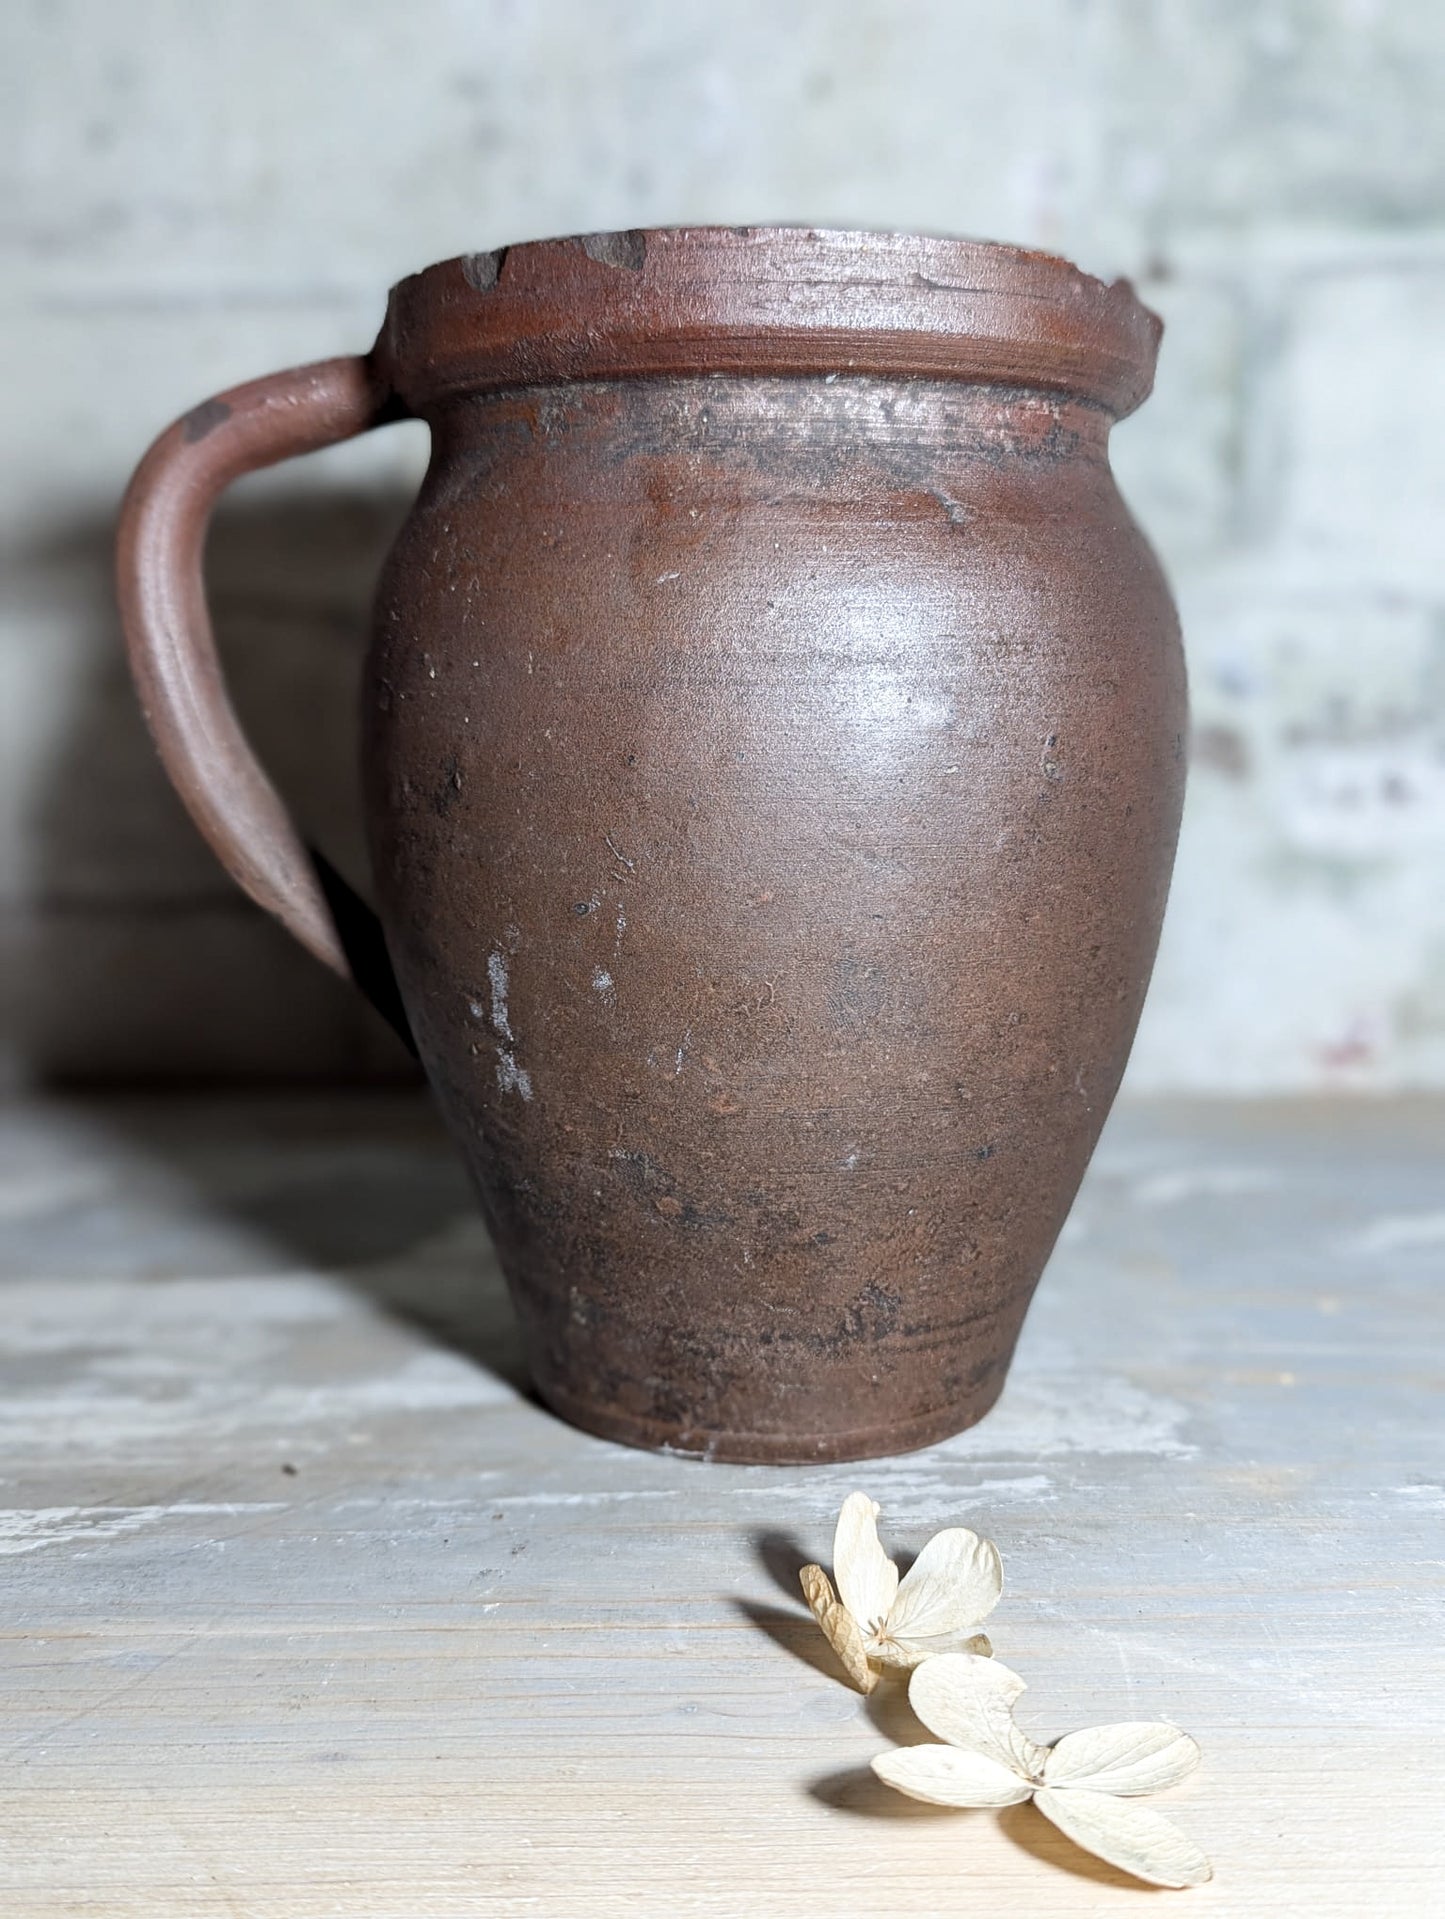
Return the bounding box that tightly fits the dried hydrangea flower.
[799,1492,1001,1693]
[872,1653,1211,1889]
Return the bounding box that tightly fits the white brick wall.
[4,0,1443,1087]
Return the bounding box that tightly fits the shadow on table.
[739,1527,928,1739]
[9,457,533,1398]
[806,1777,1157,1888]
[808,1766,973,1817]
[996,1804,1163,1890]
[12,1092,534,1400]
[224,1099,532,1397]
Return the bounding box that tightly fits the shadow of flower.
[997,1802,1164,1891]
[751,1527,810,1600]
[808,1767,984,1820]
[731,1600,843,1683]
[733,1595,927,1744]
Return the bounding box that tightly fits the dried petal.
[832,1492,899,1635]
[877,1526,1003,1661]
[799,1563,876,1693]
[872,1743,1033,1808]
[1032,1787,1213,1889]
[908,1654,1049,1778]
[1044,1723,1201,1796]
[870,1628,993,1670]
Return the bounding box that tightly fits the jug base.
[533,1377,1010,1466]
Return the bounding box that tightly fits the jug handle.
[116,356,415,1045]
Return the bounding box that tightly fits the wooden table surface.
[1,1094,1441,1916]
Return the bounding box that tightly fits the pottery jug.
[117,227,1184,1464]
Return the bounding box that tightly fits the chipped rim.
[375,225,1163,419]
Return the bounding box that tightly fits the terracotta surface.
[117,228,1184,1463]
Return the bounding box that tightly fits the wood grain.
[2,1094,1442,1915]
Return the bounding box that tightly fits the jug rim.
[375,225,1162,419]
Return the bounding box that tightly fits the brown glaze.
[117,229,1185,1463]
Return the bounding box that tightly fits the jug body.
[117,228,1183,1462]
[363,367,1183,1462]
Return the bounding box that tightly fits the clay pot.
[117,228,1183,1464]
